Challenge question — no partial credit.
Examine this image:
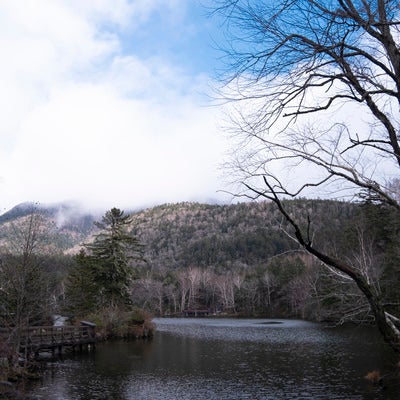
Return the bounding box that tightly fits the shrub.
[83,306,154,339]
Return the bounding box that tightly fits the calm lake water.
[28,318,400,400]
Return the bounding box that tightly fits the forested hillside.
[0,199,398,323]
[127,200,379,320]
[129,200,354,271]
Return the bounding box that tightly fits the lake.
[28,318,400,399]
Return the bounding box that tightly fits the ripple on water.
[153,317,346,347]
[28,318,397,400]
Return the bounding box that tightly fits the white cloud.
[2,80,226,211]
[0,0,228,212]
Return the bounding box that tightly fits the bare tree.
[187,267,202,308]
[131,276,165,316]
[176,270,190,312]
[0,206,53,358]
[214,0,400,351]
[215,273,237,312]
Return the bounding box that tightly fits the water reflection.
[30,318,400,400]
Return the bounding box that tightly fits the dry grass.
[364,370,382,385]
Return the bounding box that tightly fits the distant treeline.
[128,200,400,322]
[0,199,399,323]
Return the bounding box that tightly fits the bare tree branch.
[215,0,400,352]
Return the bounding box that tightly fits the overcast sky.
[0,0,233,214]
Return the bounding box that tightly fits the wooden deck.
[1,324,96,357]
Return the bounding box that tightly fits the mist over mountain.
[0,201,97,228]
[0,201,100,253]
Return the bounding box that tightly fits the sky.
[0,0,232,214]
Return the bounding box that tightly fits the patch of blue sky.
[117,1,226,77]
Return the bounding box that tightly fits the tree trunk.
[305,229,400,352]
[269,190,400,352]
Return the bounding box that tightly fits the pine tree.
[65,208,143,313]
[64,249,98,315]
[88,208,143,308]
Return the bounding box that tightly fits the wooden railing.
[24,325,95,346]
[0,325,96,356]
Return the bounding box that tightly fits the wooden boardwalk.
[1,324,96,357]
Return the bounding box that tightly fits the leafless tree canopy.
[215,0,400,205]
[214,1,400,351]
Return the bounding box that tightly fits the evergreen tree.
[64,249,98,315]
[65,208,143,313]
[88,208,143,307]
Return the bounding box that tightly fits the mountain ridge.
[0,199,356,265]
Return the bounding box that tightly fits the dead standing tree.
[213,0,400,351]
